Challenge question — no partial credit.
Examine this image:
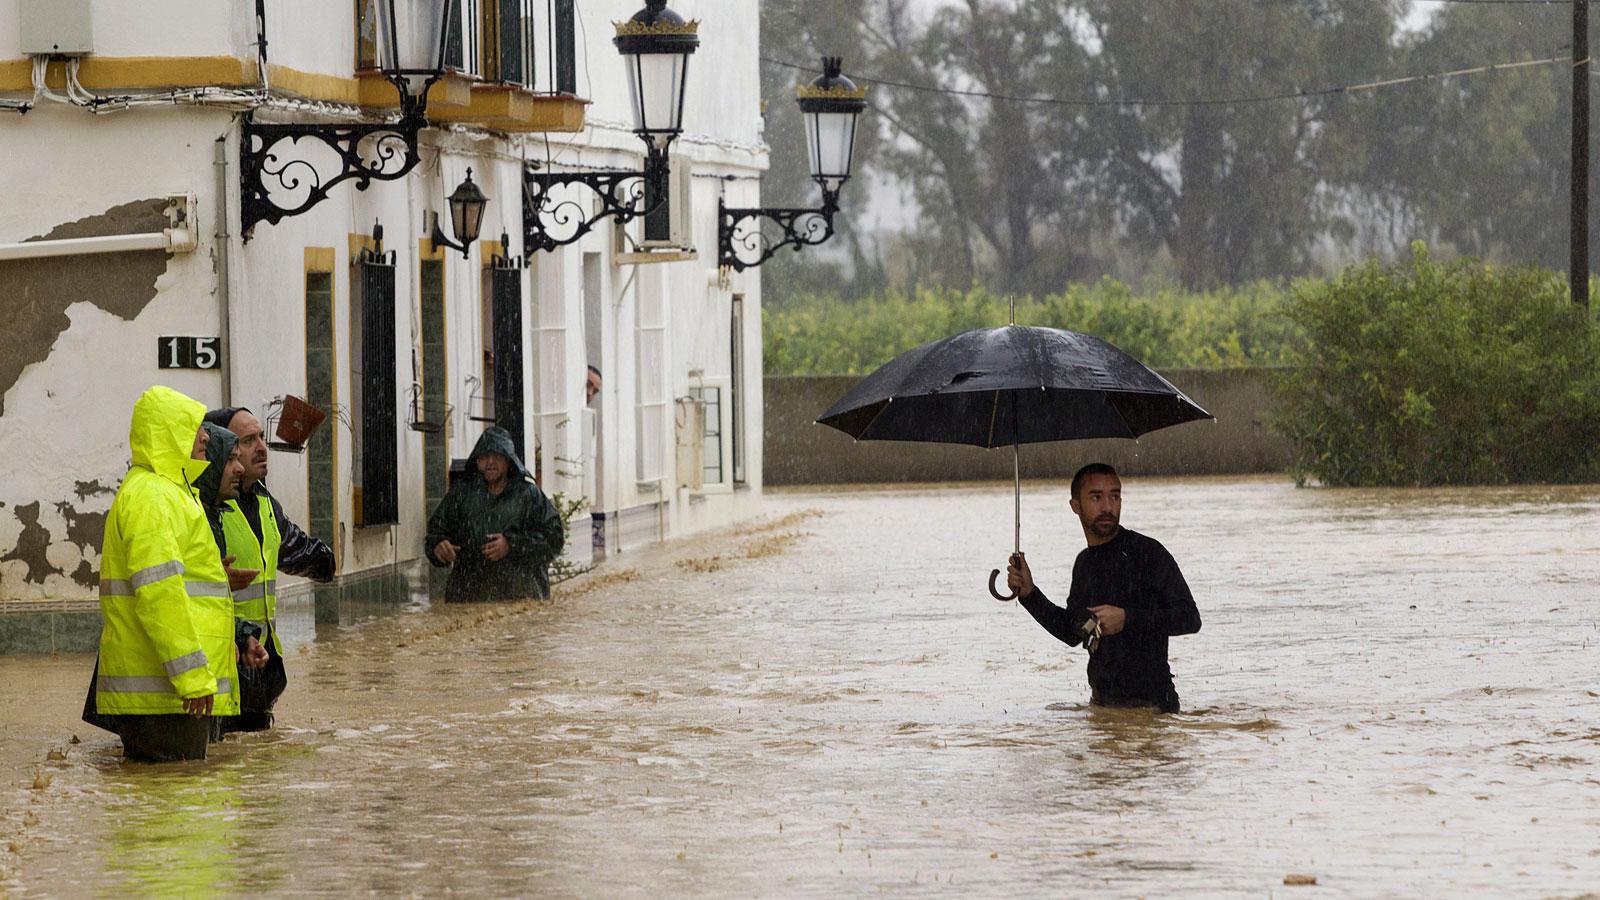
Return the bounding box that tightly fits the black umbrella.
[816,308,1212,600]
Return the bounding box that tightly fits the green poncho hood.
[468,426,533,483]
[194,421,238,507]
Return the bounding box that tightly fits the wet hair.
[1071,463,1119,500]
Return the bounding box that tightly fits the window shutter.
[359,253,400,525]
[491,263,526,459]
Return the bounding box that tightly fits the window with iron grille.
[357,249,400,526]
[357,0,573,91]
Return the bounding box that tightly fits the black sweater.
[1019,528,1201,705]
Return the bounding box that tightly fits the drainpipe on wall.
[215,134,234,405]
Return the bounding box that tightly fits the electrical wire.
[761,52,1571,108]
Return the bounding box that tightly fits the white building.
[0,0,766,641]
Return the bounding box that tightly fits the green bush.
[763,280,1299,376]
[1271,245,1600,486]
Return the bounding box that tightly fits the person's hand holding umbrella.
[1006,552,1034,599]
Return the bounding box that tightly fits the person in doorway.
[193,422,270,682]
[1006,463,1202,713]
[426,426,565,602]
[203,406,337,732]
[82,386,240,761]
[586,365,603,407]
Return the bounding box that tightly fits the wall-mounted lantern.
[524,0,698,252]
[719,57,868,271]
[241,0,456,235]
[429,168,490,259]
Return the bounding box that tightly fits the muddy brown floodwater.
[3,476,1599,897]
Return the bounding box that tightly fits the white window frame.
[635,272,668,484]
[532,257,568,489]
[689,377,733,494]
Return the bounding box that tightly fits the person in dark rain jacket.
[1007,463,1202,713]
[426,427,565,602]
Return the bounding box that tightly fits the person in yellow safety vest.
[204,407,336,732]
[81,386,241,762]
[193,421,271,741]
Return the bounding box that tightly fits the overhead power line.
[761,54,1571,108]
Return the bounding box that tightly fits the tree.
[1371,4,1590,272]
[757,0,887,303]
[1085,0,1399,288]
[861,0,1110,295]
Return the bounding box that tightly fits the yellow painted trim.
[477,239,505,267]
[305,247,336,274]
[425,84,588,133]
[0,55,587,132]
[270,65,360,105]
[418,237,446,263]
[0,56,254,92]
[348,232,377,260]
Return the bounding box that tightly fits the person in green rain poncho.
[425,426,565,602]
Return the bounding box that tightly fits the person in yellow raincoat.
[82,386,241,761]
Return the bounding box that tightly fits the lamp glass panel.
[449,193,488,245]
[625,52,690,148]
[805,110,859,191]
[377,0,452,93]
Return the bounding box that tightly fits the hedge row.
[763,280,1299,376]
[765,254,1600,486]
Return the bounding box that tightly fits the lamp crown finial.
[823,57,843,78]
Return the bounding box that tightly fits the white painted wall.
[0,102,232,603]
[0,0,767,609]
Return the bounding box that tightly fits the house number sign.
[157,336,222,370]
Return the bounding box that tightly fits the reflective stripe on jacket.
[221,492,282,653]
[95,386,241,717]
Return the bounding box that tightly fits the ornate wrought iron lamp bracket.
[718,188,841,272]
[241,112,425,237]
[523,149,670,253]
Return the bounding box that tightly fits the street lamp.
[719,57,868,271]
[430,168,490,259]
[616,0,698,155]
[241,0,457,234]
[524,0,699,253]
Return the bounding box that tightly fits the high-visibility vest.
[220,492,283,653]
[96,386,241,717]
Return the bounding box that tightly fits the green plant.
[547,491,592,585]
[763,279,1300,376]
[1271,244,1600,486]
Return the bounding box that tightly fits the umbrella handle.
[988,569,1016,602]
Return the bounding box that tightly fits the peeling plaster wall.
[0,105,229,608]
[1,2,767,618]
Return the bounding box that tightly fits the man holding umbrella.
[815,308,1210,710]
[1007,463,1201,713]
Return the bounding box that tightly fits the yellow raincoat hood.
[129,386,209,488]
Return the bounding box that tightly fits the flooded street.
[3,476,1600,896]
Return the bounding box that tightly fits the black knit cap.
[203,406,252,428]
